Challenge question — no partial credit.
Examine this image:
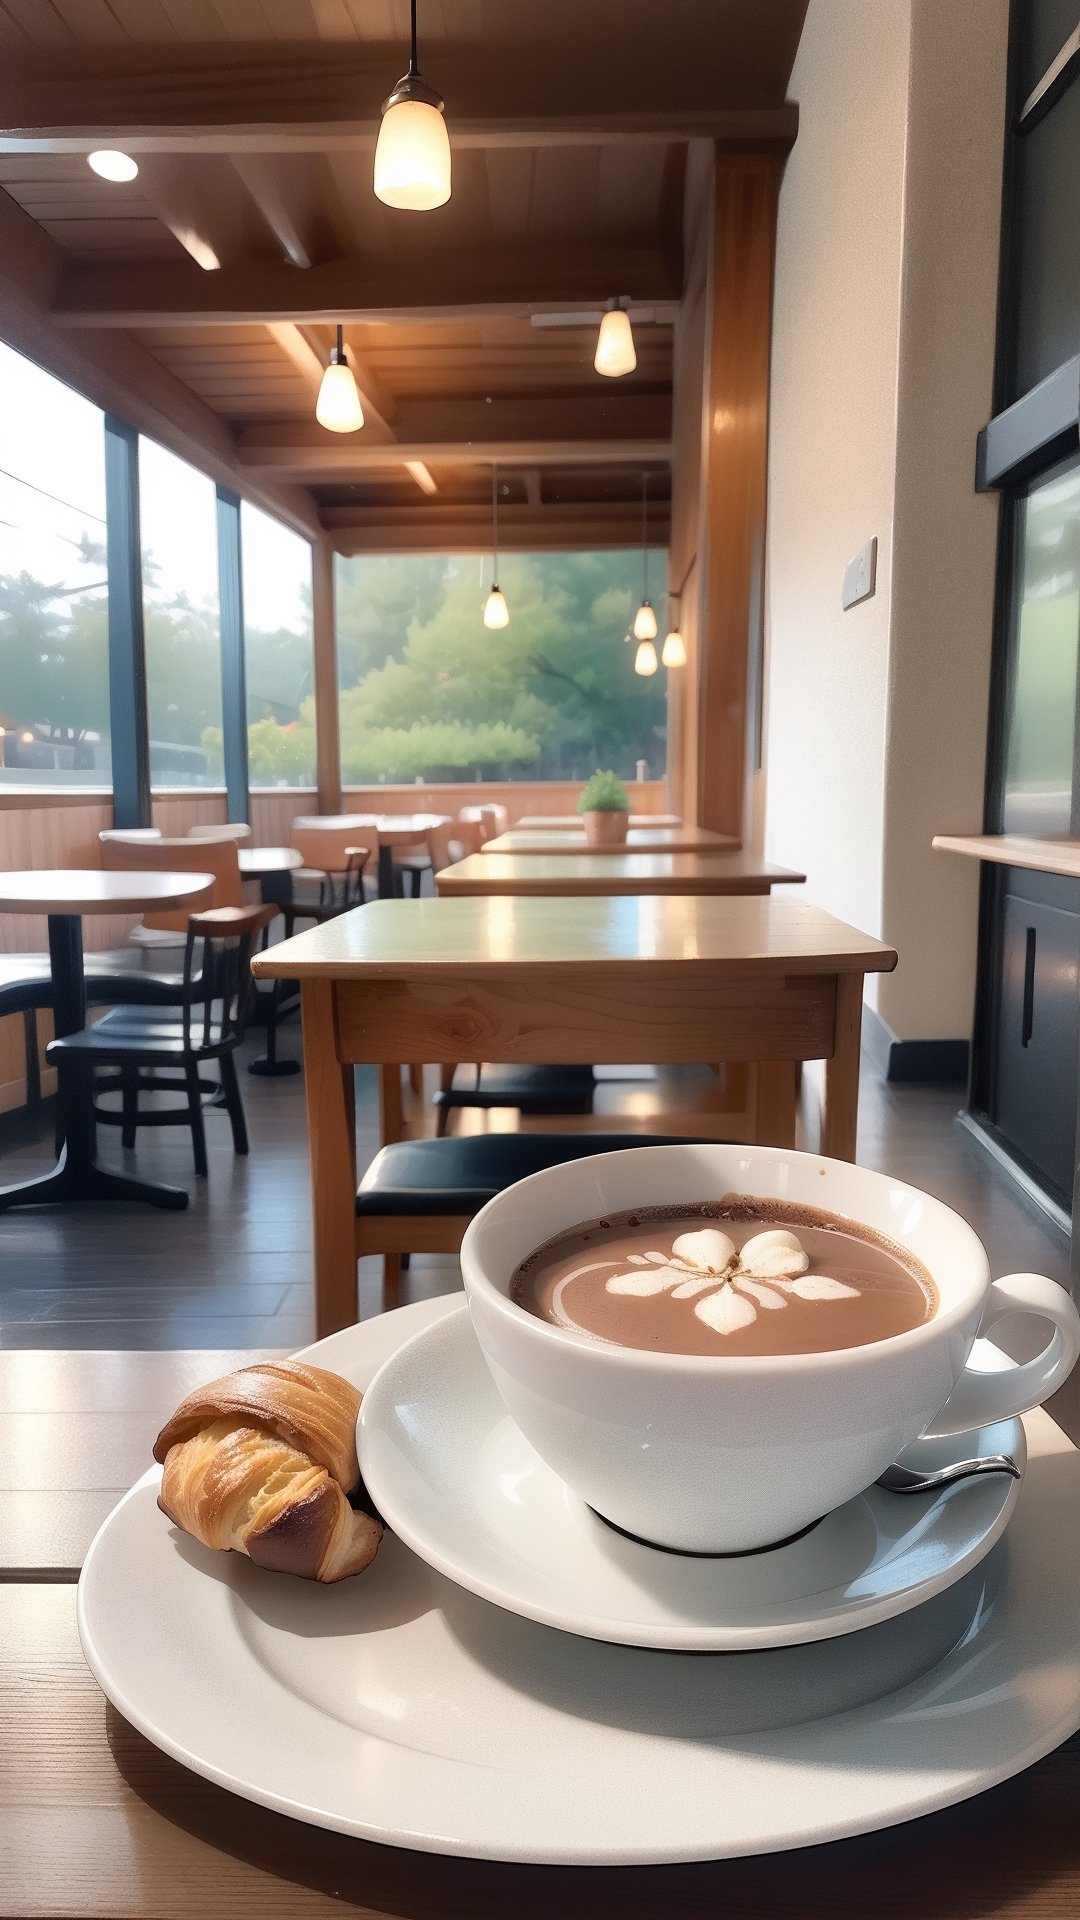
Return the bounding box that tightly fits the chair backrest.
[290,819,377,874]
[100,834,244,932]
[99,827,163,843]
[182,904,276,1054]
[427,819,484,873]
[480,803,510,838]
[186,822,253,843]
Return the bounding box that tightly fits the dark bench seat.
[355,1130,713,1298]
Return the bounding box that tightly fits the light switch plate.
[842,537,877,611]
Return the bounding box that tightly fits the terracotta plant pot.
[581,809,629,847]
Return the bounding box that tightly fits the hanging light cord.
[641,472,649,600]
[410,0,419,74]
[492,463,499,581]
[334,323,344,363]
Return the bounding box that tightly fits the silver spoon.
[875,1453,1020,1494]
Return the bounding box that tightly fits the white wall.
[764,0,1008,1044]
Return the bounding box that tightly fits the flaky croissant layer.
[154,1362,383,1583]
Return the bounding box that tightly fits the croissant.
[153,1361,383,1583]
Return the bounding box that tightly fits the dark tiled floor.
[0,1045,1072,1416]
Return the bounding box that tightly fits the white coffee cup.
[460,1143,1080,1552]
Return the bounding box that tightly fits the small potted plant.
[576,768,631,847]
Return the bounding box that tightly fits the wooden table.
[436,851,807,897]
[4,1343,1080,1917]
[516,812,683,830]
[252,895,896,1336]
[237,844,303,898]
[0,868,213,1212]
[486,825,740,855]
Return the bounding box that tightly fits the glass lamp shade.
[662,626,687,668]
[483,585,510,630]
[633,598,658,640]
[374,97,452,210]
[88,149,138,182]
[634,638,659,676]
[594,307,637,378]
[316,361,365,433]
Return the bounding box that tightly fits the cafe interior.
[5,0,1080,1911]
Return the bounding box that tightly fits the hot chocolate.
[510,1197,937,1358]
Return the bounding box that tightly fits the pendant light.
[483,465,509,629]
[634,637,659,676]
[594,297,637,378]
[88,150,138,182]
[661,595,686,668]
[374,0,452,211]
[316,326,364,433]
[632,473,657,639]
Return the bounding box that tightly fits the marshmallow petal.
[735,1277,788,1310]
[694,1285,758,1334]
[606,1265,688,1296]
[775,1274,860,1301]
[671,1273,722,1300]
[740,1228,810,1278]
[672,1228,736,1273]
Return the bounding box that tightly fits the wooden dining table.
[516,811,684,830]
[252,894,896,1337]
[4,1342,1080,1918]
[436,851,807,897]
[485,825,740,855]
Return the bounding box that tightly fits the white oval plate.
[78,1295,1080,1866]
[358,1302,1024,1650]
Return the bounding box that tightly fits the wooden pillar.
[671,148,783,840]
[312,538,342,814]
[696,150,782,841]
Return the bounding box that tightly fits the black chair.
[0,957,53,1105]
[48,905,275,1178]
[355,1131,711,1295]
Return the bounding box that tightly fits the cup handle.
[921,1273,1080,1439]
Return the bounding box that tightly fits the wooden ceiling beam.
[240,439,672,478]
[49,244,682,327]
[231,156,318,270]
[0,51,797,153]
[239,391,671,452]
[404,461,439,496]
[136,155,233,272]
[322,500,670,556]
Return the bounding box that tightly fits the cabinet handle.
[1022,925,1036,1048]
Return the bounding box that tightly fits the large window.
[1001,458,1080,836]
[140,437,224,789]
[241,501,315,788]
[334,551,668,784]
[0,345,111,787]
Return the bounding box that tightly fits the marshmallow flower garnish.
[604,1227,859,1335]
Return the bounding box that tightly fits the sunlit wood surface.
[0,871,214,916]
[933,834,1080,878]
[435,852,805,896]
[485,826,740,855]
[252,896,891,979]
[516,813,683,829]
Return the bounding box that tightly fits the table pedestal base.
[0,1144,189,1212]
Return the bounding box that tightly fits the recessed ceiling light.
[88,150,138,182]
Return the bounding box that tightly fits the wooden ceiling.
[0,0,807,553]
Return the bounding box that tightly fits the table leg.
[377,843,396,899]
[248,874,302,1077]
[379,1063,404,1145]
[754,1061,799,1146]
[821,972,864,1161]
[0,913,190,1213]
[302,981,360,1336]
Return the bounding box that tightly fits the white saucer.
[78,1296,1080,1865]
[359,1302,1025,1651]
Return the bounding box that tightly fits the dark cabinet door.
[993,888,1080,1202]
